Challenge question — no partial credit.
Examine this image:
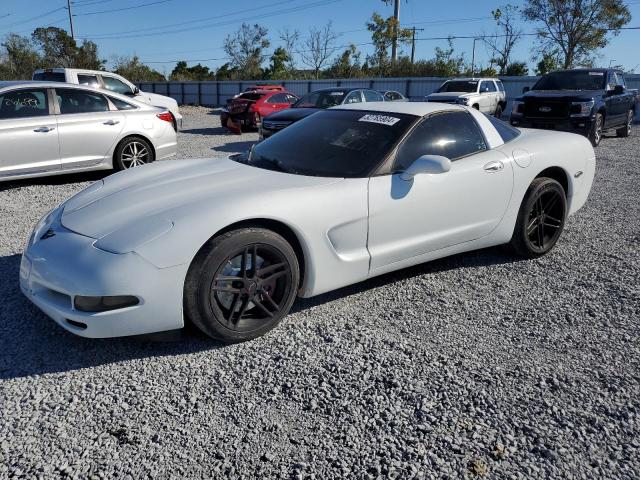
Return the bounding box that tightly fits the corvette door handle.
[103,120,120,125]
[483,160,504,172]
[34,126,54,133]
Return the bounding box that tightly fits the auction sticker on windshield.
[358,114,401,126]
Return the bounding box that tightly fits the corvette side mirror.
[400,155,451,181]
[133,86,140,95]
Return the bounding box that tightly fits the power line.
[0,7,66,29]
[81,0,342,40]
[74,0,174,16]
[80,0,299,38]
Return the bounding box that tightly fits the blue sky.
[2,0,640,75]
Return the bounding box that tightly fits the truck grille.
[524,99,569,119]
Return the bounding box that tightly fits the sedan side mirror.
[400,155,451,181]
[133,86,141,95]
[522,86,530,93]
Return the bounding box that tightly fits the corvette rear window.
[485,114,520,143]
[239,110,418,178]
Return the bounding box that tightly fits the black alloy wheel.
[589,112,603,147]
[616,109,633,137]
[510,177,567,258]
[185,228,299,342]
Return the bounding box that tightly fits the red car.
[221,90,298,134]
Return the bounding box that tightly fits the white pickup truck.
[425,78,507,117]
[33,68,183,129]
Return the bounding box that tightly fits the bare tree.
[522,0,631,68]
[484,4,522,74]
[279,27,300,72]
[299,22,338,79]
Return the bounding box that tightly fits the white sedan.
[0,81,177,181]
[21,102,596,342]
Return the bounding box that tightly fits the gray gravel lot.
[1,106,639,479]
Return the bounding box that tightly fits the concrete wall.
[138,75,640,119]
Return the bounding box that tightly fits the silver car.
[0,81,177,182]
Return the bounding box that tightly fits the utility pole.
[66,0,75,39]
[391,0,400,62]
[410,27,425,64]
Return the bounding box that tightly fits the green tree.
[168,61,215,81]
[522,0,631,68]
[0,34,41,80]
[325,44,362,78]
[535,52,560,75]
[223,23,270,80]
[113,55,165,82]
[32,27,103,69]
[215,62,238,80]
[505,61,529,76]
[266,47,291,79]
[366,12,412,75]
[429,41,466,77]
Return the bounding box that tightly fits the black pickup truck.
[510,68,638,146]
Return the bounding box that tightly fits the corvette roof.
[333,101,464,116]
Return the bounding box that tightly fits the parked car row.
[0,81,177,181]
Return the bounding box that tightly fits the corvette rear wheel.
[509,177,567,258]
[184,228,299,342]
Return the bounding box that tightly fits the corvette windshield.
[236,110,417,178]
[437,81,478,93]
[533,71,606,91]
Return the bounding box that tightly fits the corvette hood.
[61,157,341,239]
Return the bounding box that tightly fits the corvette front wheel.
[184,228,299,342]
[509,177,567,258]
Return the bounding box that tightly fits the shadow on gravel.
[0,246,523,380]
[212,141,256,153]
[0,171,108,192]
[290,246,525,314]
[180,127,228,136]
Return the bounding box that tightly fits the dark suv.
[510,68,638,146]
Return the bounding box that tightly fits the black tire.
[588,112,604,147]
[184,228,300,343]
[114,136,155,171]
[616,109,633,137]
[472,104,480,110]
[221,115,228,128]
[509,177,567,258]
[494,104,503,118]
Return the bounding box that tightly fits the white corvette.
[21,102,595,342]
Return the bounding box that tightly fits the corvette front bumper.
[20,229,187,338]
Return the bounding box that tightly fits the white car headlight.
[570,100,595,117]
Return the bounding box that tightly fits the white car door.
[367,111,513,271]
[54,88,125,169]
[478,81,493,113]
[0,87,60,177]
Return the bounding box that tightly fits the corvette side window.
[394,111,487,171]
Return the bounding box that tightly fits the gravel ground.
[1,106,638,479]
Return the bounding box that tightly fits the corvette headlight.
[29,206,63,247]
[570,100,595,117]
